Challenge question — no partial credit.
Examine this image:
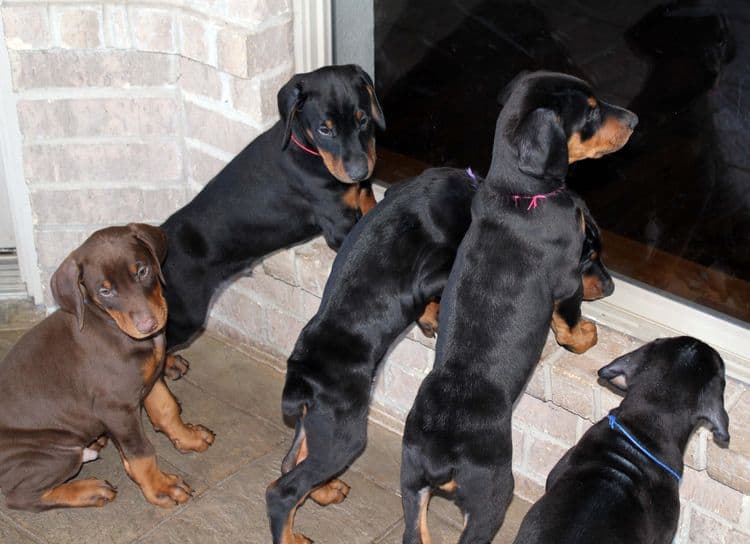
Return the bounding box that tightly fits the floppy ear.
[598,345,648,391]
[513,108,568,180]
[50,255,85,330]
[278,74,306,150]
[128,223,167,285]
[354,66,386,132]
[700,401,730,445]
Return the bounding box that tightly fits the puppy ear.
[128,223,167,285]
[598,345,648,391]
[513,108,568,180]
[701,403,730,445]
[278,75,306,150]
[354,66,386,131]
[50,255,84,330]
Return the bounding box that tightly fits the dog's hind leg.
[455,464,514,544]
[267,414,364,543]
[401,445,432,544]
[4,448,115,512]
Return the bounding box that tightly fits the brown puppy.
[0,224,213,511]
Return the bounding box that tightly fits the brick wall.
[209,234,750,542]
[1,0,293,305]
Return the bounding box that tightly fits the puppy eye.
[137,264,150,280]
[99,286,114,298]
[357,111,369,129]
[317,125,333,137]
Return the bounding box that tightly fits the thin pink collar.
[511,187,564,210]
[291,134,320,157]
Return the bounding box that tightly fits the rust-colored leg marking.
[418,488,433,544]
[550,311,598,354]
[417,300,440,338]
[278,491,313,544]
[121,454,193,507]
[358,185,377,215]
[39,479,116,508]
[438,479,458,494]
[164,353,190,380]
[144,378,215,453]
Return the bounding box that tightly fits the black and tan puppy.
[161,64,384,378]
[265,168,478,544]
[514,337,730,544]
[0,224,213,512]
[401,72,637,544]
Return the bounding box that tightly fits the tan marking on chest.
[142,341,166,386]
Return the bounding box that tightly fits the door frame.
[0,19,43,303]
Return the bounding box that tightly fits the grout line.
[372,517,405,543]
[0,509,49,544]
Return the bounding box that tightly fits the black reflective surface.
[374,0,750,321]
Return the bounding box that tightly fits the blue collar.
[607,414,681,483]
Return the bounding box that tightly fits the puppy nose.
[346,156,370,182]
[602,277,615,297]
[134,316,158,334]
[625,112,639,130]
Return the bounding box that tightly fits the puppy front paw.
[172,423,216,453]
[164,354,190,380]
[143,472,193,508]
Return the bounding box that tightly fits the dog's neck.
[609,405,693,477]
[485,144,565,196]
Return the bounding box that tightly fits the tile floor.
[0,303,530,543]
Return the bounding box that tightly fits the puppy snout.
[134,315,158,335]
[624,111,639,130]
[346,156,370,182]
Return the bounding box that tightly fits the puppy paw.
[144,472,193,508]
[164,354,190,380]
[561,320,598,354]
[309,478,350,506]
[173,423,216,453]
[293,534,313,544]
[85,480,118,507]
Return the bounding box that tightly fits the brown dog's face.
[50,224,168,340]
[278,64,386,184]
[506,72,638,181]
[599,337,730,445]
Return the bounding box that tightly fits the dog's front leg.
[106,407,193,507]
[144,378,215,453]
[550,284,598,354]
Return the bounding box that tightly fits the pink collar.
[511,187,564,210]
[291,134,320,157]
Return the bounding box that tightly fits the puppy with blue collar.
[513,336,730,544]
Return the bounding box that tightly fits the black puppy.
[265,168,477,544]
[401,72,637,544]
[160,64,384,378]
[513,337,730,544]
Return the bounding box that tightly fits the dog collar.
[290,134,321,157]
[511,187,564,210]
[607,414,681,482]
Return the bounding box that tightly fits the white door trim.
[0,20,43,304]
[292,0,332,73]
